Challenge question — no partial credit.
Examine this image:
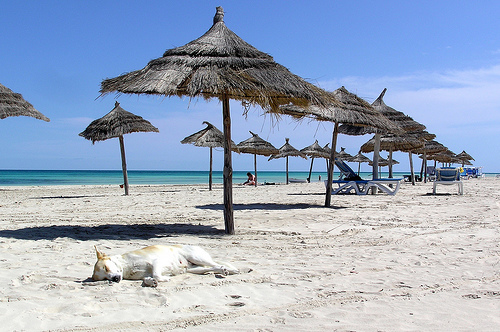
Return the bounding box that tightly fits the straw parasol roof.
[99,6,339,234]
[279,86,398,131]
[100,7,336,111]
[413,140,447,155]
[336,147,353,161]
[181,121,238,150]
[456,150,475,162]
[360,135,425,154]
[237,131,279,156]
[300,140,329,159]
[269,138,307,184]
[181,121,238,190]
[300,140,329,183]
[369,156,399,167]
[350,152,371,175]
[427,149,457,164]
[237,131,278,186]
[0,83,50,122]
[281,86,401,206]
[79,101,159,195]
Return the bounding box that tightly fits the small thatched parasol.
[350,152,371,175]
[269,138,307,184]
[237,131,278,186]
[281,86,401,206]
[369,156,399,167]
[336,147,353,161]
[360,134,425,179]
[413,139,447,182]
[456,150,475,167]
[300,140,329,182]
[181,121,238,190]
[100,7,339,234]
[79,101,159,195]
[427,149,458,165]
[0,83,50,121]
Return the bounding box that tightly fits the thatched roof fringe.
[0,83,50,122]
[100,8,337,112]
[79,101,159,144]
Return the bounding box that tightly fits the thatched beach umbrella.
[336,147,353,161]
[0,83,50,121]
[269,138,307,184]
[281,86,400,206]
[413,139,447,182]
[79,101,159,195]
[181,121,238,190]
[456,150,475,167]
[360,134,424,178]
[300,140,329,183]
[350,152,371,175]
[237,131,278,186]
[100,7,337,234]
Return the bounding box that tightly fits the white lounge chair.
[326,178,403,195]
[366,178,403,195]
[432,168,463,195]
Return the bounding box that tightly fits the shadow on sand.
[196,202,345,210]
[0,223,223,241]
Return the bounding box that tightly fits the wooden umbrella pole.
[286,156,289,184]
[423,152,428,183]
[325,122,339,207]
[222,95,234,234]
[119,135,129,196]
[307,157,314,183]
[209,147,213,191]
[388,149,393,178]
[372,133,381,180]
[409,152,415,185]
[253,154,257,187]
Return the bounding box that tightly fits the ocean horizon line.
[0,169,496,187]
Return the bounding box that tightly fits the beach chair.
[326,180,370,194]
[426,166,436,181]
[334,160,362,181]
[366,178,403,195]
[432,168,463,195]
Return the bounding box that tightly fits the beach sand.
[0,178,499,331]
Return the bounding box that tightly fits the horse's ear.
[95,246,106,260]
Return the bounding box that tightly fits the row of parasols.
[0,7,476,235]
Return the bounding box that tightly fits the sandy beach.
[0,178,499,331]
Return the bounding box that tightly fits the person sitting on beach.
[242,172,256,185]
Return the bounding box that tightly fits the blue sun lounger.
[433,167,463,195]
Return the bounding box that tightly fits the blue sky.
[1,1,499,172]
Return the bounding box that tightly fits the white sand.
[0,178,499,331]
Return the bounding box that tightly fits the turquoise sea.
[0,170,496,186]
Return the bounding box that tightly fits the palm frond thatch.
[237,131,278,156]
[100,7,336,112]
[360,135,425,153]
[79,101,159,143]
[269,138,307,160]
[0,83,50,122]
[279,86,399,133]
[300,140,329,159]
[412,140,447,155]
[181,121,238,151]
[456,150,474,161]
